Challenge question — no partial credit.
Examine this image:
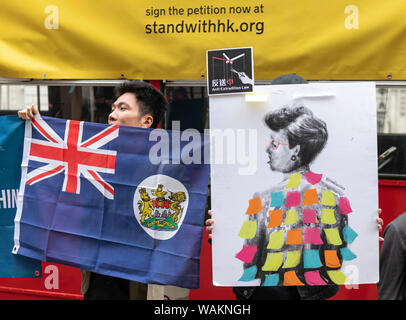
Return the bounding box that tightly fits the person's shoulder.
[387,212,406,232]
[255,180,287,198]
[316,175,346,196]
[383,212,406,245]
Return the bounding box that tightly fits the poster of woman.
[209,81,379,287]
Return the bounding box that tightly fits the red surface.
[1,179,405,300]
[0,262,82,300]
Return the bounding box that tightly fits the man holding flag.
[17,80,195,300]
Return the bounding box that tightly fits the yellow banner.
[0,0,405,80]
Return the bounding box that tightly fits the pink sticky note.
[285,191,301,207]
[235,245,258,263]
[304,227,323,245]
[304,171,323,185]
[303,209,317,224]
[304,270,327,286]
[339,197,352,215]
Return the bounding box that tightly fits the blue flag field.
[0,116,42,277]
[11,115,209,289]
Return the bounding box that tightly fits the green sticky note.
[324,228,342,245]
[285,209,299,225]
[282,250,301,268]
[267,230,284,249]
[321,190,336,206]
[262,252,283,271]
[238,220,257,239]
[286,172,302,189]
[321,208,336,224]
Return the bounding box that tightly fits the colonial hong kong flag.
[13,116,210,289]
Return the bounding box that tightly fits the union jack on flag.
[26,117,119,199]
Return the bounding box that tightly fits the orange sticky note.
[324,250,341,268]
[303,189,318,206]
[267,209,283,228]
[245,197,262,215]
[286,229,302,245]
[283,270,304,286]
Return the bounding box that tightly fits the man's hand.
[377,208,384,242]
[205,210,214,239]
[17,104,40,120]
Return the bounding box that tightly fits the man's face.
[108,92,152,128]
[266,129,299,173]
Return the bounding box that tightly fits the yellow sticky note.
[262,252,283,271]
[321,208,336,224]
[238,220,257,239]
[324,228,343,245]
[321,190,336,206]
[286,172,302,189]
[285,209,299,225]
[267,230,284,250]
[327,270,348,285]
[282,250,301,268]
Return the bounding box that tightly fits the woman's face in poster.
[266,129,300,173]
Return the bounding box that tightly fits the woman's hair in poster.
[264,105,328,168]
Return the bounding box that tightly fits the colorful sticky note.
[340,247,357,261]
[262,273,279,286]
[267,209,283,228]
[303,209,317,223]
[304,270,327,286]
[235,245,258,263]
[339,197,352,215]
[282,250,301,268]
[267,230,285,249]
[324,228,343,245]
[238,220,257,239]
[321,190,336,206]
[327,270,347,285]
[285,191,301,207]
[304,227,323,245]
[286,229,302,245]
[321,208,336,224]
[285,209,299,225]
[283,270,304,286]
[303,189,318,206]
[286,172,302,189]
[270,192,284,207]
[304,249,322,269]
[262,252,283,271]
[245,197,262,215]
[304,171,323,185]
[343,225,358,244]
[324,250,341,268]
[238,265,257,282]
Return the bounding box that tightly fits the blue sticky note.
[343,225,358,244]
[304,249,322,268]
[270,192,284,207]
[340,247,357,261]
[262,273,279,286]
[238,265,257,282]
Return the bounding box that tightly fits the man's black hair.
[114,80,168,128]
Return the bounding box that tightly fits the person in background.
[378,212,406,300]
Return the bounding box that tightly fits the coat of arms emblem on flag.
[134,175,189,240]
